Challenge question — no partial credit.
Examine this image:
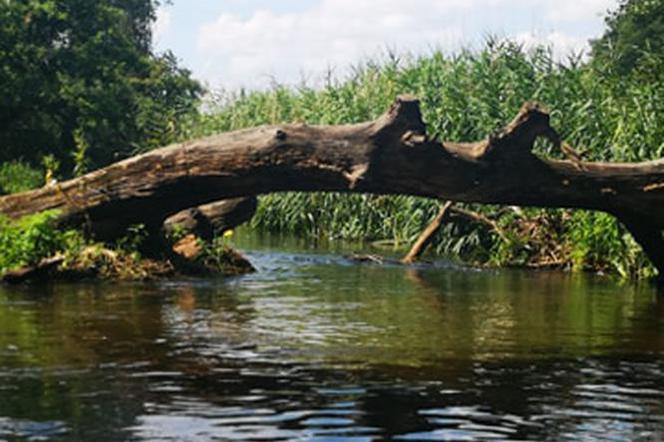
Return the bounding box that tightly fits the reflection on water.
[0,234,663,441]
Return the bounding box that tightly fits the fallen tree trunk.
[1,96,663,278]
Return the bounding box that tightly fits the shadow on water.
[0,233,663,441]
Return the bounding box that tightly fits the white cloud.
[197,0,472,89]
[514,31,590,59]
[195,0,619,90]
[153,8,172,45]
[543,0,615,22]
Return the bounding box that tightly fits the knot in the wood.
[275,129,288,141]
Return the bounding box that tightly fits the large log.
[1,96,663,278]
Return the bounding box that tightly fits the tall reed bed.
[183,39,662,277]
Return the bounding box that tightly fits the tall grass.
[178,39,662,278]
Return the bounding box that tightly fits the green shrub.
[567,211,654,279]
[0,162,43,195]
[0,211,85,272]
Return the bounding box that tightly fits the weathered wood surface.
[402,202,509,264]
[1,96,663,277]
[1,255,65,284]
[402,201,454,264]
[163,196,257,240]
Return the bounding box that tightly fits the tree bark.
[162,196,257,240]
[401,202,509,264]
[1,96,663,276]
[1,255,65,284]
[402,201,454,264]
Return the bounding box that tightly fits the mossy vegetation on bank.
[0,212,168,280]
[0,211,80,273]
[0,212,251,282]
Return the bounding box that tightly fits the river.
[1,233,663,441]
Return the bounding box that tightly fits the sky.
[153,0,619,91]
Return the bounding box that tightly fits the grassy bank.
[0,211,251,281]
[180,40,662,279]
[0,212,172,280]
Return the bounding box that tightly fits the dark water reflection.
[1,236,664,441]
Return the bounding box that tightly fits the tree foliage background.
[0,0,202,176]
[591,0,663,82]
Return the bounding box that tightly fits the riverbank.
[1,245,255,284]
[0,208,658,285]
[0,211,254,284]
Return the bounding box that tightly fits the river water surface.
[1,234,664,441]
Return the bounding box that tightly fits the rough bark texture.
[401,202,508,264]
[1,96,663,277]
[402,201,454,264]
[1,255,65,284]
[163,196,257,240]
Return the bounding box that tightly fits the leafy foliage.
[591,0,664,80]
[0,0,202,174]
[0,162,43,195]
[0,213,173,279]
[0,211,84,272]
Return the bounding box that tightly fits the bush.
[0,162,43,195]
[0,211,84,272]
